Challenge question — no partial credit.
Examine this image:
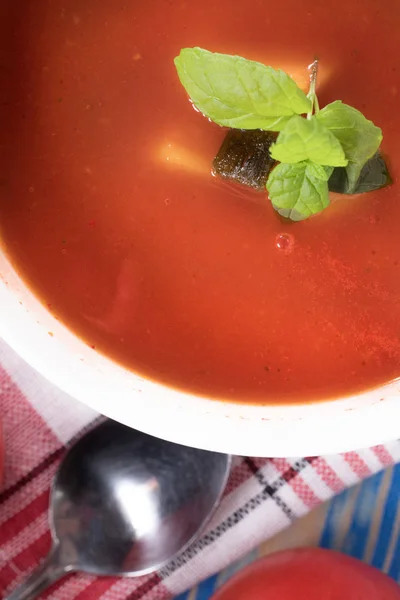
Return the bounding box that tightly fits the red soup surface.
[0,0,400,404]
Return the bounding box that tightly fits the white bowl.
[1,250,400,457]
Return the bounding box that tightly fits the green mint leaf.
[269,115,348,167]
[316,100,382,193]
[266,161,330,221]
[305,163,333,181]
[329,151,390,195]
[174,47,311,131]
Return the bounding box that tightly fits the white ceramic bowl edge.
[1,251,400,457]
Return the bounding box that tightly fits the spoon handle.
[4,547,68,600]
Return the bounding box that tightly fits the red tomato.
[211,548,400,600]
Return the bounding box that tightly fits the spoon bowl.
[6,420,231,600]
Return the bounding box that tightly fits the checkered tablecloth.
[1,338,400,599]
[177,462,400,598]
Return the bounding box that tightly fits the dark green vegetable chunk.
[213,130,276,190]
[328,152,390,195]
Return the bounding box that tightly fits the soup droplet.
[275,233,295,253]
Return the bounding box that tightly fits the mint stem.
[307,59,319,119]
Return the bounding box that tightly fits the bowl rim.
[2,252,400,457]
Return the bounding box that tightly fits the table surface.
[176,462,400,599]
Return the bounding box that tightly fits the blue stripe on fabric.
[342,470,385,560]
[174,592,190,600]
[388,530,400,582]
[372,463,400,571]
[320,485,353,549]
[195,574,219,600]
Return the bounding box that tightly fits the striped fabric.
[1,337,400,600]
[177,464,400,599]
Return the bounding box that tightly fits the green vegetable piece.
[269,115,348,167]
[174,47,311,131]
[316,100,382,193]
[266,161,330,221]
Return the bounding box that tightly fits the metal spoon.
[5,420,231,600]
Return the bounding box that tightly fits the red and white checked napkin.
[1,338,400,600]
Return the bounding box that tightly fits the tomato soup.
[1,0,400,404]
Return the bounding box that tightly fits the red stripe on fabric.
[270,458,320,508]
[372,444,395,467]
[0,461,57,525]
[0,447,64,505]
[3,567,79,600]
[93,575,163,600]
[224,459,268,497]
[1,512,48,568]
[223,463,250,495]
[43,575,117,600]
[139,581,172,600]
[342,451,372,479]
[1,490,50,546]
[309,456,345,494]
[0,365,62,489]
[148,584,172,600]
[271,459,301,485]
[88,576,172,600]
[43,575,96,600]
[0,531,51,593]
[211,457,269,498]
[69,576,119,600]
[126,574,162,600]
[41,573,81,600]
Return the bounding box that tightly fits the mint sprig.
[316,100,383,193]
[269,115,348,167]
[267,161,332,221]
[174,47,387,221]
[174,48,311,131]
